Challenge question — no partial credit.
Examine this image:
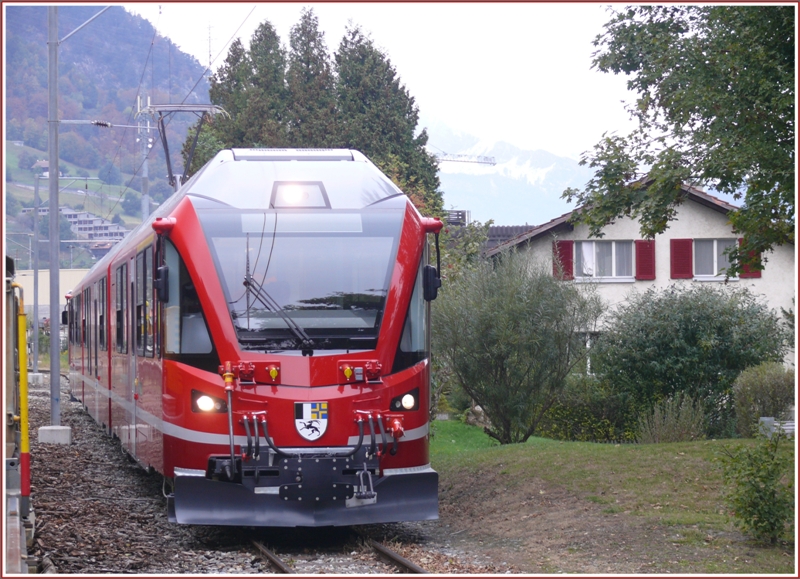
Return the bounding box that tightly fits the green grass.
[6,141,143,225]
[430,418,795,573]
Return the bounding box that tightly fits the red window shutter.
[635,240,656,280]
[553,240,574,280]
[670,239,693,279]
[738,238,762,278]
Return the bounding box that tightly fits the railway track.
[252,530,429,574]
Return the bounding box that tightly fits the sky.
[124,2,638,161]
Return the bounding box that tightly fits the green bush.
[593,284,789,438]
[537,374,638,443]
[432,251,604,444]
[637,394,706,443]
[719,432,794,544]
[733,362,795,438]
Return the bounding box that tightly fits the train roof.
[183,148,405,210]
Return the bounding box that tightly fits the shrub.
[432,251,604,444]
[637,394,706,443]
[733,362,795,438]
[538,374,638,443]
[719,432,794,544]
[593,283,789,437]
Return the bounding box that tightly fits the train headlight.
[390,388,419,411]
[192,390,228,413]
[196,395,215,412]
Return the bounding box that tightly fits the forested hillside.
[5,5,210,200]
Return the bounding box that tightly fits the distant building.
[20,206,127,241]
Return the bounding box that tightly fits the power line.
[181,5,257,104]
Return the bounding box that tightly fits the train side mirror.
[156,265,169,302]
[61,310,68,325]
[422,264,441,302]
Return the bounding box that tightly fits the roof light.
[271,181,330,209]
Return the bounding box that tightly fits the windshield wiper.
[242,275,316,356]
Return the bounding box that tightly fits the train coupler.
[353,462,377,503]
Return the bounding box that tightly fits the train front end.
[159,149,442,526]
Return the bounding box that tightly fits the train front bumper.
[168,457,438,527]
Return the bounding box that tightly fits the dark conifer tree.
[286,8,336,147]
[206,38,251,145]
[242,21,288,147]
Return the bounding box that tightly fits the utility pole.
[137,96,154,220]
[47,6,61,426]
[33,176,40,373]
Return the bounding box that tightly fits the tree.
[592,284,789,437]
[334,25,442,216]
[121,191,140,216]
[433,251,604,444]
[563,6,794,276]
[6,192,22,217]
[285,8,336,147]
[17,150,37,171]
[98,161,122,186]
[244,20,290,147]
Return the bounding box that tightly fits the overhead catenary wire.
[180,5,258,105]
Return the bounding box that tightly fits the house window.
[695,239,736,277]
[575,241,633,280]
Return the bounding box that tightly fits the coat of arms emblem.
[294,402,328,441]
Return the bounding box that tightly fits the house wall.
[518,198,796,362]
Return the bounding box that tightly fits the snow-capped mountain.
[425,123,594,226]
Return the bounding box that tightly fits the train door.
[133,244,160,469]
[128,254,137,457]
[92,282,100,421]
[81,288,87,402]
[98,275,110,432]
[111,261,129,448]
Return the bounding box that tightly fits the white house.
[485,186,795,360]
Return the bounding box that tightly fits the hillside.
[5,5,210,194]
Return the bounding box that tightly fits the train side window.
[116,264,127,353]
[69,296,75,344]
[392,257,429,373]
[93,290,98,372]
[99,277,107,351]
[163,240,212,355]
[77,293,82,346]
[136,250,145,357]
[164,241,180,354]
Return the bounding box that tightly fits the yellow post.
[12,283,30,515]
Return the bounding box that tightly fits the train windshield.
[197,207,404,352]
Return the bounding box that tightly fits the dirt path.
[412,467,782,574]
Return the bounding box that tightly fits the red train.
[65,149,443,526]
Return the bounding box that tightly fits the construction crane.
[429,145,496,166]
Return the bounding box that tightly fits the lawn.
[430,419,796,573]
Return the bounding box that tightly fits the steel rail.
[367,538,428,574]
[252,540,294,574]
[352,529,428,574]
